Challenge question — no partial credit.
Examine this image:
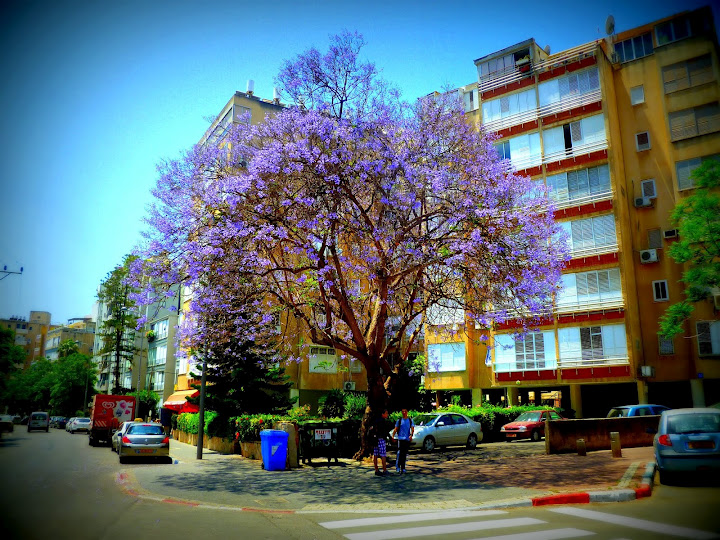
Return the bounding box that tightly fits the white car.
[111,422,133,453]
[392,412,483,452]
[68,417,91,433]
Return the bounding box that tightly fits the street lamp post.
[196,347,207,460]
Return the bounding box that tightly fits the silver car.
[654,408,720,485]
[117,422,170,464]
[396,412,483,452]
[68,417,91,433]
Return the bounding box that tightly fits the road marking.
[470,528,595,540]
[616,462,640,488]
[320,509,506,529]
[549,507,718,539]
[344,517,545,540]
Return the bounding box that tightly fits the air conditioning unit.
[663,229,678,239]
[640,365,655,377]
[343,381,356,391]
[634,196,653,208]
[640,249,658,264]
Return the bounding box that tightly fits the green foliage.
[0,328,25,408]
[234,414,281,442]
[318,389,345,418]
[4,357,53,414]
[48,353,97,416]
[343,392,367,420]
[177,412,200,434]
[56,339,80,359]
[129,389,160,419]
[660,160,720,338]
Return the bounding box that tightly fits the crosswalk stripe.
[344,517,546,540]
[320,509,507,529]
[549,507,718,539]
[469,528,595,540]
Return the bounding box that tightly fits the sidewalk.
[117,439,655,513]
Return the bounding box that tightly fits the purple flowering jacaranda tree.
[132,31,567,458]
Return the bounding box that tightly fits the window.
[697,321,720,356]
[427,342,466,372]
[669,103,720,141]
[630,85,645,105]
[463,88,479,112]
[546,164,611,205]
[482,88,536,125]
[648,228,663,250]
[652,280,669,301]
[659,336,675,355]
[494,140,511,160]
[155,345,167,366]
[558,324,627,366]
[233,104,251,124]
[635,131,651,151]
[309,346,338,373]
[494,331,556,372]
[542,114,606,159]
[557,268,622,310]
[152,319,169,340]
[655,15,692,47]
[615,32,653,62]
[640,179,657,198]
[558,214,617,257]
[662,55,714,94]
[676,154,720,190]
[538,67,600,108]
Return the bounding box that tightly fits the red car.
[500,410,564,442]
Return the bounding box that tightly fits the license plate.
[136,449,155,454]
[506,433,516,438]
[315,429,331,440]
[688,440,715,450]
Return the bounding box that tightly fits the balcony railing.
[542,139,608,166]
[495,359,558,372]
[568,241,619,259]
[558,354,629,368]
[555,297,624,314]
[538,88,602,118]
[483,108,539,133]
[551,188,613,210]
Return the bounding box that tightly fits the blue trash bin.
[260,429,289,471]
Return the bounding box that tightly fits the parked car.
[111,422,132,453]
[50,416,67,429]
[500,410,564,442]
[27,411,50,432]
[68,417,91,433]
[607,404,670,418]
[0,414,14,433]
[116,422,170,463]
[392,412,483,452]
[654,408,720,484]
[66,417,77,432]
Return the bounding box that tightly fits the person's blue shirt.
[395,417,414,440]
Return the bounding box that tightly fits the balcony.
[558,353,629,368]
[542,139,609,166]
[568,240,618,259]
[538,88,602,119]
[551,188,613,211]
[555,296,624,315]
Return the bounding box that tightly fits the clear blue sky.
[0,0,713,325]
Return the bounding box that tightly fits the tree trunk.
[352,359,393,460]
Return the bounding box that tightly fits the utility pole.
[0,265,23,281]
[196,346,208,460]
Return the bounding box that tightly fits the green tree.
[49,353,97,416]
[98,255,140,394]
[129,388,160,419]
[4,357,53,413]
[660,160,720,338]
[0,328,26,408]
[57,339,80,359]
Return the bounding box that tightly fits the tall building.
[1,311,53,367]
[143,285,181,403]
[45,317,96,360]
[428,6,720,416]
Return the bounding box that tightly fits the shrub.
[343,392,367,420]
[318,389,345,418]
[234,414,281,442]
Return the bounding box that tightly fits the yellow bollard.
[577,438,586,456]
[610,431,622,458]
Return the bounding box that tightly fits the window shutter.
[570,120,583,143]
[648,228,663,249]
[597,270,610,299]
[659,337,674,355]
[586,272,599,299]
[547,172,569,202]
[641,179,657,198]
[543,126,565,156]
[676,157,701,190]
[696,103,720,136]
[576,273,589,299]
[568,73,579,95]
[580,327,593,361]
[697,322,713,355]
[689,55,713,86]
[559,77,570,99]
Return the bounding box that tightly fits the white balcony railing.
[558,354,629,368]
[542,139,608,166]
[495,360,559,373]
[568,241,619,259]
[551,189,613,210]
[537,88,602,118]
[483,109,539,133]
[555,297,624,315]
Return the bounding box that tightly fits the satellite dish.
[605,15,615,36]
[544,45,551,55]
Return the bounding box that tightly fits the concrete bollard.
[610,431,622,458]
[277,422,299,469]
[577,438,586,456]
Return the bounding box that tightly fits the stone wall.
[545,416,660,454]
[173,430,236,454]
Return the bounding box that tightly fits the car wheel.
[466,433,478,449]
[531,430,541,442]
[422,436,436,452]
[658,468,675,486]
[119,455,127,464]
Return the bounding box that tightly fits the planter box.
[173,430,236,454]
[240,441,262,461]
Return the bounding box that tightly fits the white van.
[28,411,50,432]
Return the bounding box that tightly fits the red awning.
[163,389,199,412]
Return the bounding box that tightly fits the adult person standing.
[370,409,390,476]
[392,408,414,474]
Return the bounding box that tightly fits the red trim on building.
[516,164,543,178]
[538,56,597,83]
[495,316,555,331]
[563,251,618,270]
[495,120,539,139]
[560,364,631,380]
[545,149,608,173]
[553,199,613,220]
[496,369,557,382]
[481,76,535,100]
[540,100,603,125]
[557,310,625,325]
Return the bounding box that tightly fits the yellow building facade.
[428,6,720,416]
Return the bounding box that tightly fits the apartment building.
[1,311,53,367]
[143,285,181,403]
[45,317,96,360]
[430,6,720,417]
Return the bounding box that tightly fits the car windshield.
[31,414,46,420]
[514,412,542,422]
[607,408,629,418]
[667,413,720,434]
[414,414,439,426]
[128,425,164,435]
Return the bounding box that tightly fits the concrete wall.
[545,416,659,454]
